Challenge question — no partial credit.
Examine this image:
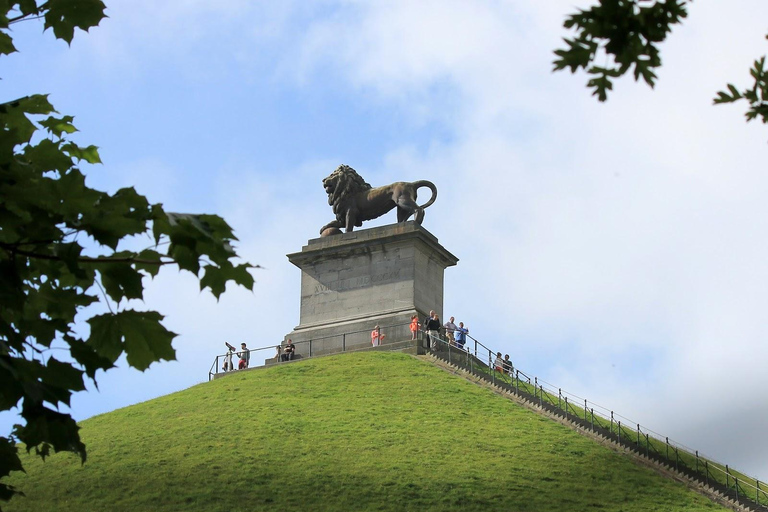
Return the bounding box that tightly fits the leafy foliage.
[553,0,689,101]
[553,0,768,130]
[0,1,256,506]
[714,53,768,127]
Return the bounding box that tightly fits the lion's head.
[323,164,372,216]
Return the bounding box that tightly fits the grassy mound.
[5,352,724,511]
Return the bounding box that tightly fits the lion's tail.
[412,180,438,210]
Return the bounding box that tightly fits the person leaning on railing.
[455,322,468,350]
[443,316,457,346]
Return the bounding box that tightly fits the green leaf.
[86,313,123,363]
[43,0,107,44]
[200,262,255,299]
[64,335,114,380]
[40,115,78,137]
[87,311,177,370]
[62,142,101,164]
[17,403,86,462]
[120,311,177,370]
[0,30,17,55]
[99,262,144,302]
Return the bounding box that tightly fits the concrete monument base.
[282,222,458,358]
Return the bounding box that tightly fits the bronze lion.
[319,164,437,236]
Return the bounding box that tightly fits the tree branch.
[0,243,174,266]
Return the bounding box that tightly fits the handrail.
[424,333,767,510]
[208,321,418,380]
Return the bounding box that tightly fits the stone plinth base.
[283,222,458,359]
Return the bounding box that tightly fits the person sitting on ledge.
[371,325,385,347]
[281,339,295,361]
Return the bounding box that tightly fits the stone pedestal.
[283,222,458,357]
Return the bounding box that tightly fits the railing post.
[564,397,569,417]
[726,465,730,489]
[342,333,346,352]
[558,389,562,410]
[539,385,543,407]
[645,433,650,457]
[309,339,312,357]
[756,480,760,504]
[695,450,699,474]
[590,408,594,430]
[705,460,709,485]
[534,377,538,401]
[636,424,640,447]
[610,411,614,434]
[584,399,588,422]
[618,421,621,444]
[515,370,519,394]
[735,477,739,503]
[674,447,678,471]
[666,437,669,460]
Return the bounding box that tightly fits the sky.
[3,0,767,481]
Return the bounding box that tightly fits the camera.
[225,342,236,352]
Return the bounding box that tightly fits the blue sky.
[3,0,768,481]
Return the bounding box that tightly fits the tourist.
[443,316,457,346]
[425,311,441,349]
[222,342,235,372]
[494,352,504,373]
[502,354,512,375]
[238,343,250,369]
[455,322,468,350]
[409,314,420,340]
[281,339,296,361]
[371,325,386,346]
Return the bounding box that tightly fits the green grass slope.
[5,352,725,512]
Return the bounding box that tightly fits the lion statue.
[319,164,438,236]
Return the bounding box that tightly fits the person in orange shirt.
[409,314,420,340]
[371,325,385,346]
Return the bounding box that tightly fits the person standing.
[455,322,468,350]
[409,314,420,340]
[443,317,457,346]
[502,354,512,375]
[371,325,386,346]
[494,352,504,373]
[238,343,250,369]
[222,343,235,372]
[425,311,441,349]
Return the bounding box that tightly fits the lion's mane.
[324,164,371,220]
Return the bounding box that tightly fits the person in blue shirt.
[454,322,468,350]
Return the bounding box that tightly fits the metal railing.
[208,321,420,381]
[425,333,768,511]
